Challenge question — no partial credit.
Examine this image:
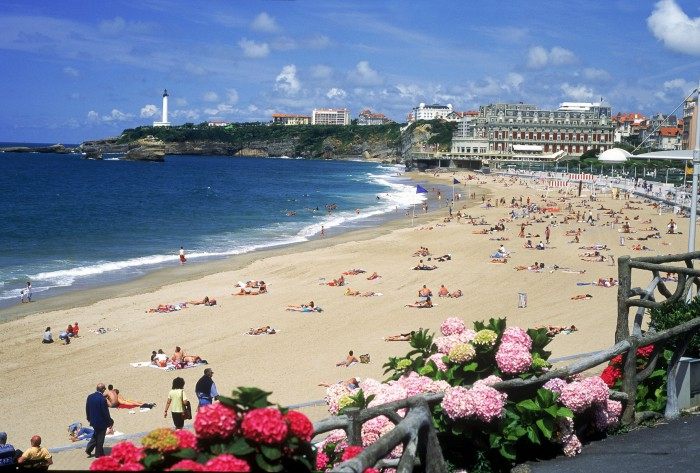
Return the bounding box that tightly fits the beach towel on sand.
[130,361,207,371]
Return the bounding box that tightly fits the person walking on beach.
[195,368,219,411]
[20,281,32,303]
[545,225,551,245]
[164,377,189,429]
[320,225,325,237]
[85,383,113,458]
[179,246,186,265]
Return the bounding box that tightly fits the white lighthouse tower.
[153,89,171,127]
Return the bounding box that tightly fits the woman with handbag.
[164,377,190,429]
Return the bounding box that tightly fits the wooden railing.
[313,251,700,472]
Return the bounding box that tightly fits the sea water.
[0,148,426,309]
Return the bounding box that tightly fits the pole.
[689,78,700,254]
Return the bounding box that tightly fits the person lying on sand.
[491,258,508,264]
[448,290,463,298]
[435,254,452,262]
[571,294,593,300]
[287,301,321,312]
[405,296,433,308]
[413,260,437,270]
[325,275,345,286]
[581,255,610,263]
[366,271,380,280]
[535,325,578,337]
[318,377,361,389]
[345,288,361,296]
[233,287,263,295]
[360,292,380,297]
[413,247,430,257]
[383,331,416,342]
[343,269,366,275]
[187,296,216,305]
[246,326,276,335]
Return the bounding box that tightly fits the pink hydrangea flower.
[325,383,354,414]
[558,376,610,413]
[120,463,146,472]
[316,452,329,471]
[284,410,314,442]
[395,372,440,397]
[440,317,466,336]
[473,375,503,388]
[109,442,145,464]
[173,429,197,450]
[495,342,532,375]
[441,386,475,420]
[241,408,289,444]
[543,377,567,394]
[204,454,251,472]
[362,416,393,447]
[427,353,448,372]
[562,434,582,457]
[89,456,122,471]
[193,403,238,440]
[441,386,506,422]
[167,459,206,471]
[501,326,532,350]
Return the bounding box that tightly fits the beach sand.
[0,170,693,467]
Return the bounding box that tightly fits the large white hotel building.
[450,102,614,160]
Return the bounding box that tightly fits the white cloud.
[174,97,188,107]
[103,109,132,122]
[506,73,524,90]
[202,91,219,102]
[99,17,126,35]
[549,46,576,65]
[86,110,100,124]
[251,12,279,32]
[663,78,696,93]
[203,104,234,116]
[326,87,347,99]
[395,84,425,100]
[171,109,200,121]
[63,66,79,78]
[561,83,594,101]
[648,0,700,55]
[226,88,239,105]
[239,38,270,58]
[275,64,301,95]
[526,45,577,69]
[140,104,159,118]
[310,64,334,80]
[581,68,612,82]
[352,61,382,85]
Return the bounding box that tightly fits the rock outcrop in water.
[123,136,166,162]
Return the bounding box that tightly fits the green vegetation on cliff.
[119,122,402,157]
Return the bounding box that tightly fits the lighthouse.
[153,89,171,127]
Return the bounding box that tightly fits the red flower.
[600,366,622,387]
[284,410,314,442]
[341,445,364,461]
[204,454,251,472]
[610,355,623,366]
[316,452,329,470]
[173,429,197,450]
[241,408,288,444]
[637,344,654,358]
[119,463,145,471]
[194,403,238,440]
[364,469,380,473]
[89,456,122,471]
[167,459,206,471]
[110,442,145,464]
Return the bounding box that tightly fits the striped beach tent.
[548,180,568,187]
[568,173,594,182]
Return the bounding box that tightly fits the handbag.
[182,391,192,420]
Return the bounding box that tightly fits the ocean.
[0,147,427,310]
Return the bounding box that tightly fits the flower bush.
[372,317,621,471]
[90,387,315,472]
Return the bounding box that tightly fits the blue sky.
[2,0,700,144]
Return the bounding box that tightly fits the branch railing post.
[616,255,632,343]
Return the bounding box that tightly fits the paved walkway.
[526,413,700,472]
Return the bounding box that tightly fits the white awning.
[634,150,694,161]
[512,144,544,152]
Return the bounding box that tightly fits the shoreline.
[0,171,469,323]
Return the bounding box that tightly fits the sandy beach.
[0,170,693,467]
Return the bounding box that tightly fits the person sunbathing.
[343,269,366,275]
[571,294,593,300]
[414,260,437,270]
[247,326,276,335]
[345,288,361,296]
[361,291,380,297]
[326,275,345,286]
[113,389,147,408]
[413,247,430,256]
[287,301,320,312]
[187,296,213,305]
[405,296,433,308]
[336,350,359,367]
[491,258,508,263]
[69,423,94,442]
[383,331,416,341]
[448,289,463,298]
[366,271,380,280]
[581,255,608,262]
[632,244,650,251]
[418,285,433,297]
[536,325,578,336]
[436,254,452,262]
[437,285,450,297]
[318,377,361,389]
[233,287,262,295]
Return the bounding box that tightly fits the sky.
[2,0,700,144]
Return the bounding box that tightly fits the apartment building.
[311,108,350,126]
[408,103,453,122]
[357,109,391,125]
[272,113,311,126]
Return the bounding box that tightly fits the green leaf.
[517,399,539,411]
[462,362,478,372]
[255,453,284,472]
[171,448,198,459]
[142,453,163,469]
[225,437,255,456]
[526,426,541,444]
[261,444,283,461]
[536,418,554,438]
[499,443,517,460]
[557,407,574,418]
